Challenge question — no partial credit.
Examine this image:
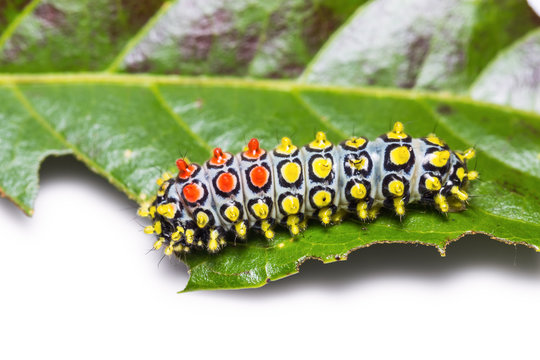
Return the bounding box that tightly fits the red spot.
[210,147,227,165]
[250,166,268,188]
[182,183,202,203]
[244,138,263,158]
[216,172,236,193]
[176,159,196,179]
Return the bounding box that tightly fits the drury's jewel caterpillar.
[138,122,477,255]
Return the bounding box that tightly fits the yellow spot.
[393,197,405,216]
[252,201,269,219]
[386,122,408,139]
[235,221,247,237]
[265,230,275,239]
[467,170,479,180]
[286,215,300,236]
[312,157,333,179]
[463,148,475,160]
[164,245,173,256]
[456,167,466,181]
[137,205,149,217]
[197,240,203,246]
[435,194,449,213]
[388,180,405,197]
[275,137,297,154]
[319,207,333,225]
[332,209,346,223]
[278,242,285,248]
[157,203,175,219]
[149,206,156,218]
[225,205,240,222]
[162,172,172,181]
[153,221,162,235]
[208,238,219,252]
[312,190,332,208]
[425,176,441,191]
[219,238,226,245]
[425,134,445,147]
[345,137,366,148]
[451,186,468,201]
[348,157,366,171]
[157,182,168,196]
[389,146,410,165]
[430,150,450,167]
[368,206,380,220]
[171,230,181,242]
[153,238,164,250]
[356,201,368,220]
[144,225,154,234]
[350,183,367,199]
[156,177,164,186]
[184,247,190,253]
[173,243,184,252]
[281,161,301,183]
[185,229,195,244]
[309,131,332,149]
[261,220,271,232]
[282,195,300,215]
[196,212,209,228]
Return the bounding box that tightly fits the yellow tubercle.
[275,137,297,154]
[173,243,184,252]
[463,148,475,160]
[312,190,332,208]
[368,205,380,220]
[456,167,466,181]
[261,220,271,232]
[185,229,195,244]
[264,230,275,239]
[348,158,366,171]
[386,122,408,139]
[156,177,164,186]
[312,158,332,179]
[350,183,367,199]
[345,137,367,148]
[425,134,446,147]
[309,131,332,149]
[318,207,333,225]
[393,197,405,216]
[153,221,162,235]
[157,203,175,219]
[153,238,164,250]
[450,186,468,201]
[235,221,247,238]
[162,172,172,181]
[171,230,181,242]
[356,201,368,220]
[143,225,154,234]
[137,204,150,217]
[332,209,347,223]
[149,206,156,218]
[164,244,173,256]
[434,194,449,213]
[467,170,479,180]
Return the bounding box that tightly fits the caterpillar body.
[138,122,478,255]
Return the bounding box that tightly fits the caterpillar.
[138,122,478,255]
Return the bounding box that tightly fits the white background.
[1,156,539,359]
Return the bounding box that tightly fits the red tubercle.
[176,158,196,179]
[244,138,264,158]
[210,147,227,165]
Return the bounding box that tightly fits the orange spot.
[211,148,227,165]
[217,172,236,193]
[176,159,196,179]
[250,166,268,188]
[244,138,263,158]
[183,183,202,203]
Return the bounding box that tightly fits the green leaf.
[301,0,538,92]
[1,0,540,291]
[0,74,539,292]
